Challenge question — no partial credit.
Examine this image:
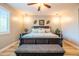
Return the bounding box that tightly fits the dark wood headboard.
[33,26,50,29]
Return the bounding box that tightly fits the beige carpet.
[0,40,79,56]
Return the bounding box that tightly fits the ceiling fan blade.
[27,3,37,5]
[38,6,41,11]
[44,4,51,8]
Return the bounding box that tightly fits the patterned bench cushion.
[15,44,65,53]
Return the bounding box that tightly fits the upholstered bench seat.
[15,44,65,56]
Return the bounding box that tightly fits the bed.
[19,26,63,46]
[16,26,64,56]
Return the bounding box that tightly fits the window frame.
[0,6,10,35]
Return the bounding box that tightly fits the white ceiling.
[8,3,79,15]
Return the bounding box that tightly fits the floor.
[0,40,79,56]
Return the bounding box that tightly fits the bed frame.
[19,26,63,47]
[19,37,63,47]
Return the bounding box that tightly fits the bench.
[15,44,65,56]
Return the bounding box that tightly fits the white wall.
[60,9,79,46]
[33,15,51,26]
[0,4,24,49]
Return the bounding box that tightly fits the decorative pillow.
[32,28,38,33]
[45,29,50,33]
[32,28,45,33]
[24,29,32,33]
[32,28,36,32]
[32,28,51,33]
[38,28,46,33]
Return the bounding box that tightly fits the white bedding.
[22,32,59,38]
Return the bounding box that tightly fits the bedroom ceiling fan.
[27,3,51,11]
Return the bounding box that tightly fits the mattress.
[21,32,59,38]
[15,44,65,53]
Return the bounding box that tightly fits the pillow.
[45,29,50,33]
[24,29,32,33]
[32,28,46,33]
[39,29,45,33]
[38,28,46,33]
[32,28,51,33]
[32,28,38,33]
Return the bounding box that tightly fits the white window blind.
[0,7,10,34]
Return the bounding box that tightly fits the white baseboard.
[0,40,18,53]
[64,39,79,49]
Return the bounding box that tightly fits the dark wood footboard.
[19,33,63,47]
[19,38,63,47]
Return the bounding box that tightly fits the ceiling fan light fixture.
[27,3,51,11]
[37,3,43,7]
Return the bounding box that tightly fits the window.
[0,7,10,34]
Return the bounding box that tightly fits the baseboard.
[64,39,79,49]
[0,40,18,53]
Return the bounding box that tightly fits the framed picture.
[39,20,45,25]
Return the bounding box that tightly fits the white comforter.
[22,32,59,38]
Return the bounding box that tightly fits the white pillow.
[39,29,45,33]
[32,28,50,33]
[32,28,38,33]
[39,28,46,33]
[45,29,50,33]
